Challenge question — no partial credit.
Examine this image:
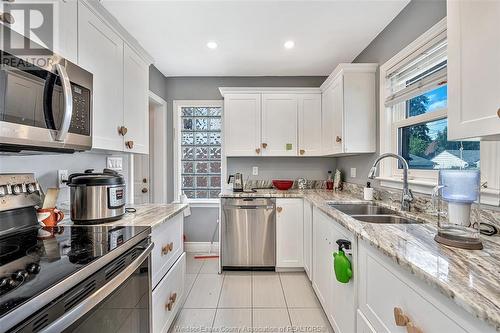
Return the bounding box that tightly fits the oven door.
[18,241,153,333]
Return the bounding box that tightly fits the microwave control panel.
[69,84,91,136]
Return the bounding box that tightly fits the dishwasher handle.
[224,205,275,210]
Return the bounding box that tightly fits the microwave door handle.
[38,242,154,333]
[54,63,73,142]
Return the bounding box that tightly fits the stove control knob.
[0,186,6,197]
[26,263,41,274]
[11,184,22,195]
[13,270,28,281]
[0,277,14,288]
[26,183,36,194]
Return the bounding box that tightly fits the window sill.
[377,176,499,207]
[185,199,220,208]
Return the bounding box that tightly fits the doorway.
[133,91,168,204]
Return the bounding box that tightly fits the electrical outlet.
[350,168,357,178]
[58,170,68,188]
[252,166,259,176]
[107,156,123,172]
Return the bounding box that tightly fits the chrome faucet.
[368,153,414,211]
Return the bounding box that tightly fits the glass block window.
[181,107,222,199]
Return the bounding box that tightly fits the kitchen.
[0,0,499,333]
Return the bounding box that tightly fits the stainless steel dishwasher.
[221,198,276,270]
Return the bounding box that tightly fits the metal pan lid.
[67,169,125,186]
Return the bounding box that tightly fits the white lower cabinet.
[357,240,496,333]
[152,253,186,333]
[276,198,303,268]
[312,207,355,333]
[303,200,313,280]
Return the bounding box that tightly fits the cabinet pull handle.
[406,321,423,333]
[393,307,409,326]
[255,148,261,154]
[125,140,134,149]
[0,12,14,24]
[161,242,173,255]
[300,149,305,155]
[336,136,342,143]
[262,143,268,148]
[497,108,500,118]
[118,126,128,136]
[277,207,282,213]
[165,292,178,311]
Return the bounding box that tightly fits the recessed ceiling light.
[284,40,295,49]
[207,41,218,49]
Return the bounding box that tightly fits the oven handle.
[54,63,73,142]
[40,242,154,333]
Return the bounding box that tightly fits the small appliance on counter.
[0,173,152,332]
[67,169,126,224]
[432,170,483,250]
[227,173,244,192]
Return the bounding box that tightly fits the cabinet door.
[123,43,149,154]
[312,207,333,309]
[448,1,500,140]
[224,94,261,156]
[261,94,298,156]
[322,76,343,155]
[78,2,124,151]
[276,199,303,268]
[303,200,313,280]
[298,94,322,156]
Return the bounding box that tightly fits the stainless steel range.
[0,174,152,332]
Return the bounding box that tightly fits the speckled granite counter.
[221,189,500,329]
[59,203,188,228]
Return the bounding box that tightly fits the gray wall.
[150,73,329,242]
[335,0,447,185]
[0,152,129,204]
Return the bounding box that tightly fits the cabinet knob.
[393,307,409,326]
[262,143,268,149]
[125,140,134,149]
[0,12,14,24]
[141,187,148,193]
[277,207,283,213]
[161,242,174,255]
[497,108,500,118]
[165,292,177,311]
[118,126,128,136]
[255,148,261,154]
[300,149,305,155]
[336,136,342,143]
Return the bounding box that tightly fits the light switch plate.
[252,166,259,176]
[107,156,123,172]
[58,170,68,188]
[350,168,357,178]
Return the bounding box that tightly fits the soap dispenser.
[364,182,374,201]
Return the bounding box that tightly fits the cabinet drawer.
[151,213,184,287]
[359,242,466,333]
[152,252,186,333]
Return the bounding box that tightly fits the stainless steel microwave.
[0,30,93,153]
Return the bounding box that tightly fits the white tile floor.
[170,254,333,333]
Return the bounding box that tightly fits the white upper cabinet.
[123,44,149,154]
[223,93,262,156]
[78,2,124,151]
[447,1,500,140]
[321,64,377,156]
[298,94,322,156]
[261,94,298,156]
[276,199,303,268]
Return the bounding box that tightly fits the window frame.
[173,100,225,206]
[379,18,499,206]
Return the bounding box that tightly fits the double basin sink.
[328,203,422,224]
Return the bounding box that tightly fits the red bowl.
[272,180,294,191]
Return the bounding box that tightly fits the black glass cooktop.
[0,208,149,319]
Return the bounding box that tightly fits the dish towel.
[181,193,191,217]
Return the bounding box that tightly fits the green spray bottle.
[333,239,352,283]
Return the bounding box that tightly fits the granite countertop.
[220,189,500,329]
[59,203,188,228]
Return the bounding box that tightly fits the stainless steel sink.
[328,203,422,224]
[328,203,398,216]
[351,215,422,224]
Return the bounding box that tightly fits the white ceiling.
[102,0,409,77]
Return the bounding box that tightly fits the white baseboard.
[184,241,219,253]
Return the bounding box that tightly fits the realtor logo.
[2,2,54,56]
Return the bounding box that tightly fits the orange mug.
[37,208,64,227]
